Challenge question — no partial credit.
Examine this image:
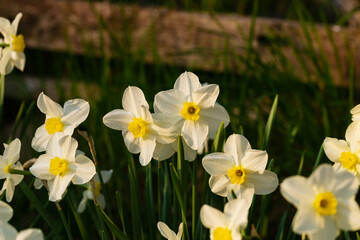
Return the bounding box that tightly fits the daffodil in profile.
[31,92,90,152]
[157,222,183,240]
[280,164,360,240]
[30,133,96,202]
[323,121,360,182]
[153,71,230,152]
[77,170,113,213]
[202,134,278,201]
[0,13,25,75]
[103,86,173,166]
[0,139,24,202]
[200,197,250,240]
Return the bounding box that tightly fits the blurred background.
[0,0,360,239]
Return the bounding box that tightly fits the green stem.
[0,43,9,48]
[191,159,197,240]
[0,74,4,125]
[8,168,32,176]
[56,202,74,240]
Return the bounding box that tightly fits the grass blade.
[212,121,225,153]
[263,95,278,150]
[115,191,127,235]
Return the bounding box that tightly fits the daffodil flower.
[157,222,183,240]
[31,92,90,152]
[30,133,96,202]
[14,229,44,240]
[154,71,230,151]
[77,170,113,213]
[0,13,25,75]
[200,197,250,240]
[323,121,360,182]
[0,139,24,202]
[0,201,18,239]
[280,164,360,240]
[202,134,278,201]
[103,86,173,166]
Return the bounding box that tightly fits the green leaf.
[212,121,225,153]
[7,101,25,143]
[115,191,127,235]
[128,165,142,240]
[177,135,184,181]
[312,144,324,172]
[263,94,278,150]
[66,193,88,240]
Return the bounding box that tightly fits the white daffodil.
[0,13,25,75]
[157,222,183,240]
[31,92,90,152]
[14,229,44,240]
[77,169,113,213]
[202,134,278,202]
[103,86,174,166]
[0,139,24,202]
[280,164,360,240]
[0,201,17,239]
[200,197,250,240]
[153,71,230,151]
[30,133,96,202]
[323,121,360,182]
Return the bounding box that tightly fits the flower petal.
[209,175,230,197]
[332,169,358,200]
[59,135,77,162]
[0,222,17,240]
[103,109,134,131]
[192,84,219,108]
[11,13,22,35]
[202,152,234,175]
[307,216,339,240]
[177,223,183,239]
[0,201,12,222]
[31,125,52,152]
[3,138,20,165]
[336,199,360,230]
[122,130,141,154]
[153,143,176,161]
[246,170,278,195]
[0,48,12,75]
[13,52,25,72]
[157,222,177,239]
[139,137,156,166]
[227,183,255,203]
[225,198,250,230]
[345,121,360,153]
[29,155,54,180]
[98,170,113,184]
[351,104,360,121]
[16,229,44,240]
[280,176,315,207]
[122,86,149,117]
[292,205,321,233]
[37,92,63,118]
[48,174,74,202]
[323,137,349,163]
[174,71,202,97]
[61,99,90,126]
[5,178,15,202]
[241,149,268,174]
[182,120,208,150]
[309,164,335,193]
[72,155,96,185]
[200,205,226,229]
[154,89,185,117]
[200,103,230,138]
[224,134,251,165]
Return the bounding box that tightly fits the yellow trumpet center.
[213,227,232,240]
[11,34,25,53]
[45,118,64,134]
[128,118,149,138]
[49,157,69,176]
[227,165,246,184]
[181,102,200,121]
[339,152,359,171]
[313,192,337,216]
[4,165,11,174]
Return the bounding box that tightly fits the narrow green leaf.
[7,101,25,143]
[212,121,225,152]
[177,135,184,181]
[128,165,141,240]
[275,205,289,240]
[263,94,278,150]
[19,182,61,239]
[115,191,127,235]
[356,232,360,240]
[57,203,73,240]
[313,144,324,172]
[344,231,351,240]
[96,204,130,240]
[297,151,306,175]
[19,101,35,140]
[66,193,88,240]
[145,163,156,239]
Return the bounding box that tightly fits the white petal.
[178,140,197,162]
[246,171,278,195]
[33,179,43,189]
[157,222,177,239]
[48,174,74,202]
[336,199,360,230]
[29,154,54,180]
[16,229,44,240]
[0,222,17,240]
[345,121,360,153]
[309,164,335,193]
[31,125,51,152]
[292,205,321,233]
[280,176,315,208]
[103,109,133,131]
[192,84,219,108]
[122,130,141,154]
[177,223,183,239]
[122,86,149,117]
[0,201,13,222]
[13,52,25,72]
[224,134,251,165]
[77,191,88,213]
[225,198,250,230]
[200,205,226,229]
[332,169,358,199]
[152,143,175,161]
[202,152,234,175]
[241,149,268,174]
[323,137,349,163]
[226,183,255,203]
[351,104,360,121]
[200,104,230,138]
[139,137,156,166]
[11,13,22,34]
[0,48,12,75]
[99,170,113,184]
[59,135,77,162]
[5,178,15,202]
[307,217,339,240]
[182,120,208,150]
[209,175,230,197]
[154,89,185,117]
[37,92,63,118]
[174,71,201,97]
[0,17,12,38]
[3,138,20,165]
[11,162,24,185]
[72,155,96,185]
[61,99,90,126]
